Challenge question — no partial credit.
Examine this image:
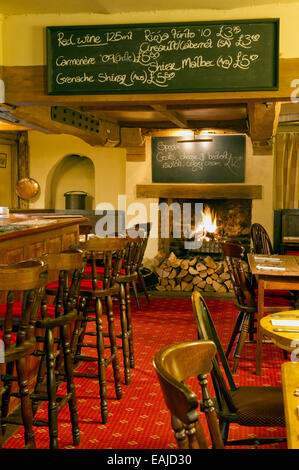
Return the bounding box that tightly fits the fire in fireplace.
[158,198,252,259]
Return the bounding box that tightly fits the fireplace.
[158,198,252,259]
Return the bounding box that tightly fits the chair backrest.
[154,340,224,449]
[191,291,238,415]
[125,237,146,276]
[77,237,127,289]
[221,240,256,309]
[40,248,85,318]
[127,222,152,239]
[0,259,48,359]
[251,223,273,255]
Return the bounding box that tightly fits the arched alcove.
[45,154,95,209]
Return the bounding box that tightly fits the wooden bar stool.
[0,260,48,449]
[31,248,85,449]
[71,237,127,424]
[116,236,145,374]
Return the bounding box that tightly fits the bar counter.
[0,213,88,413]
[0,214,88,264]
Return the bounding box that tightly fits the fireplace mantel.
[136,184,262,200]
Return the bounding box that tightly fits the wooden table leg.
[256,279,264,375]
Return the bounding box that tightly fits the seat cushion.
[0,331,17,344]
[0,302,56,318]
[80,279,104,290]
[84,266,126,275]
[231,386,285,427]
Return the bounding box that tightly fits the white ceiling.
[0,0,298,15]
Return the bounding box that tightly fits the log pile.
[155,252,234,293]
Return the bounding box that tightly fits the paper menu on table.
[271,319,299,326]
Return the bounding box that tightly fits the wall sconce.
[177,133,213,143]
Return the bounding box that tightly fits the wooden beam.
[136,184,262,199]
[247,101,281,154]
[1,105,121,147]
[150,104,189,128]
[126,147,146,162]
[2,59,299,106]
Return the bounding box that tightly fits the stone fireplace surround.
[136,183,262,259]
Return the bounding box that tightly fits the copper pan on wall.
[16,177,40,200]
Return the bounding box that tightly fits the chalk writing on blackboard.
[151,135,246,183]
[47,20,279,94]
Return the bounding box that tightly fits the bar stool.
[71,237,127,424]
[31,248,85,449]
[0,259,48,449]
[116,236,145,374]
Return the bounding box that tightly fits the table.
[281,362,299,449]
[247,254,299,375]
[260,312,299,449]
[260,311,299,449]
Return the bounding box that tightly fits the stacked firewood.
[155,252,234,293]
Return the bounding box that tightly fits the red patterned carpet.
[3,296,287,449]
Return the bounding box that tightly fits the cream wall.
[28,131,126,209]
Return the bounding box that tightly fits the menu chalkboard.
[46,19,279,95]
[151,135,246,183]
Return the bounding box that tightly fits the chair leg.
[1,362,14,437]
[118,283,131,385]
[131,280,141,310]
[105,295,122,400]
[32,352,48,417]
[94,298,109,424]
[45,328,59,450]
[219,419,230,446]
[226,311,245,359]
[125,281,135,369]
[16,357,36,449]
[232,313,251,374]
[60,324,80,446]
[138,268,150,304]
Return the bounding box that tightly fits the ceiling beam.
[2,59,299,107]
[150,104,189,128]
[0,105,120,146]
[247,101,281,154]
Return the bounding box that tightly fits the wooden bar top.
[0,214,88,243]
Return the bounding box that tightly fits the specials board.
[46,19,279,95]
[151,135,246,183]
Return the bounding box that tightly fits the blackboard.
[151,135,246,183]
[46,19,279,95]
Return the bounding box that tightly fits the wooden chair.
[127,222,152,307]
[191,291,286,447]
[221,240,293,373]
[70,237,127,424]
[153,340,224,449]
[250,223,273,255]
[0,260,48,449]
[29,248,85,449]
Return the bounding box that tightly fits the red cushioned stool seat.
[254,295,293,308]
[0,302,56,319]
[0,330,17,344]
